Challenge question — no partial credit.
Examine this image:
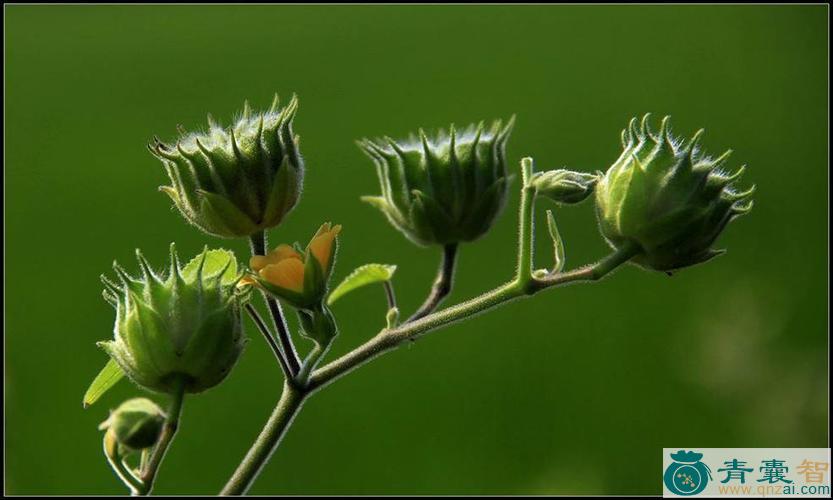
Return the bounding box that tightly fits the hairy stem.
[406,243,458,323]
[308,243,638,392]
[516,157,538,289]
[220,244,638,495]
[382,280,397,311]
[220,384,306,496]
[137,378,186,496]
[245,303,292,379]
[249,231,301,376]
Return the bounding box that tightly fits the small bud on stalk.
[99,398,166,452]
[531,169,599,205]
[595,114,755,271]
[358,119,514,246]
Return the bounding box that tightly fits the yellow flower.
[249,245,306,292]
[244,223,341,309]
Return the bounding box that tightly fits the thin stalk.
[249,231,301,376]
[139,449,150,474]
[406,243,458,323]
[220,384,306,496]
[245,303,292,379]
[382,280,397,311]
[137,377,186,496]
[103,432,143,495]
[516,157,536,288]
[529,241,640,293]
[296,341,329,386]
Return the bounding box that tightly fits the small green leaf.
[181,248,238,284]
[546,210,566,273]
[83,359,125,408]
[327,264,397,306]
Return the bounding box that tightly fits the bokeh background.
[5,4,828,495]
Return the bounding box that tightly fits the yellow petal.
[249,255,271,272]
[272,244,303,261]
[250,244,302,271]
[259,259,305,293]
[309,225,341,271]
[313,222,331,239]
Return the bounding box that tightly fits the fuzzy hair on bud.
[358,118,514,246]
[150,94,304,238]
[97,246,248,395]
[595,114,754,272]
[532,169,599,205]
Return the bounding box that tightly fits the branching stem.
[220,158,641,496]
[220,384,306,496]
[220,243,638,495]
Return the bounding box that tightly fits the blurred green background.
[5,5,828,495]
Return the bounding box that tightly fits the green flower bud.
[595,114,755,272]
[149,95,303,238]
[98,398,165,452]
[98,245,248,395]
[532,169,599,205]
[297,305,338,346]
[358,119,514,246]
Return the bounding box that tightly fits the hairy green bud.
[98,245,248,395]
[595,114,755,272]
[532,169,599,205]
[298,305,338,346]
[99,398,165,452]
[149,95,303,238]
[358,119,514,246]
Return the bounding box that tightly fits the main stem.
[249,231,301,376]
[220,384,306,496]
[137,377,186,496]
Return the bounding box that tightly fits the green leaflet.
[180,248,238,285]
[546,210,566,273]
[83,359,125,408]
[327,264,397,306]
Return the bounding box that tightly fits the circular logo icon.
[663,450,712,496]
